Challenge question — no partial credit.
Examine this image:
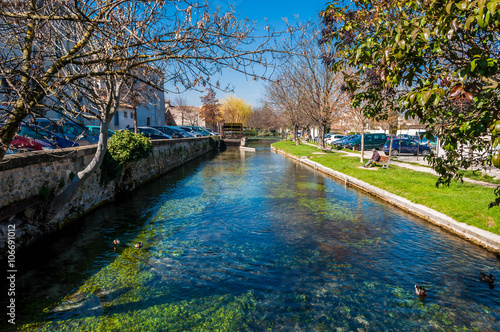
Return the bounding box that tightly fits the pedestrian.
[363,148,380,168]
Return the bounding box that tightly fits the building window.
[147,117,151,126]
[124,111,128,118]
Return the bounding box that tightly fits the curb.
[272,147,500,255]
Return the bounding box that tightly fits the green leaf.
[421,90,432,103]
[484,11,491,25]
[422,28,431,41]
[478,0,487,12]
[477,16,484,27]
[487,0,498,15]
[465,16,475,30]
[446,2,453,14]
[411,28,419,42]
[460,122,471,133]
[471,59,477,72]
[433,94,441,105]
[356,48,362,60]
[409,93,416,103]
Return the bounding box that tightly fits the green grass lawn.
[273,140,500,236]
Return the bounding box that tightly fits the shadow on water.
[2,142,500,331]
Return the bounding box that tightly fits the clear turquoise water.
[4,142,500,331]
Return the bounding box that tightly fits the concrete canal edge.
[0,137,218,260]
[272,147,500,255]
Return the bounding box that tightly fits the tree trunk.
[360,129,365,163]
[389,127,394,158]
[294,123,300,145]
[318,122,326,150]
[46,121,110,222]
[133,105,138,133]
[0,104,29,160]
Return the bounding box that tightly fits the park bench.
[375,155,391,169]
[322,145,333,153]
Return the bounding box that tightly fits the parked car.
[344,133,388,151]
[333,134,359,148]
[0,124,55,151]
[325,134,345,144]
[205,128,218,135]
[399,134,418,140]
[127,126,171,139]
[85,125,115,137]
[10,134,54,151]
[167,126,195,137]
[35,118,99,145]
[313,133,334,143]
[383,138,431,156]
[18,124,79,148]
[416,136,438,149]
[168,126,197,137]
[178,126,204,137]
[186,126,211,136]
[150,126,185,139]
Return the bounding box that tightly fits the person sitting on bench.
[363,148,380,168]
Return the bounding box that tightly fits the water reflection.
[4,143,500,331]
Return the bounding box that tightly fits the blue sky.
[165,1,327,107]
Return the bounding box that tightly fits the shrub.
[107,130,152,165]
[100,131,152,186]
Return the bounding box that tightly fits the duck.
[480,272,495,284]
[135,242,143,249]
[415,285,427,297]
[113,239,120,246]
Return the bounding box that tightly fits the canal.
[3,141,500,331]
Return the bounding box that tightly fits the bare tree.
[248,103,283,133]
[173,96,192,126]
[294,47,348,149]
[121,67,162,133]
[265,23,349,148]
[265,67,306,145]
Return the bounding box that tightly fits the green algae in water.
[297,197,355,222]
[295,181,327,192]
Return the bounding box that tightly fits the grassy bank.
[273,140,500,236]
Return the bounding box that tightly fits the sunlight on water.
[4,141,500,331]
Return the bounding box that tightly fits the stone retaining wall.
[0,137,217,260]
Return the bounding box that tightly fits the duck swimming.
[480,272,495,284]
[135,242,143,248]
[113,239,120,246]
[415,285,427,297]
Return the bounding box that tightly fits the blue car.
[18,124,79,148]
[383,139,431,156]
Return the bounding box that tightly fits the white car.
[325,134,345,144]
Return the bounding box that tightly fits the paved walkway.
[305,141,500,188]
